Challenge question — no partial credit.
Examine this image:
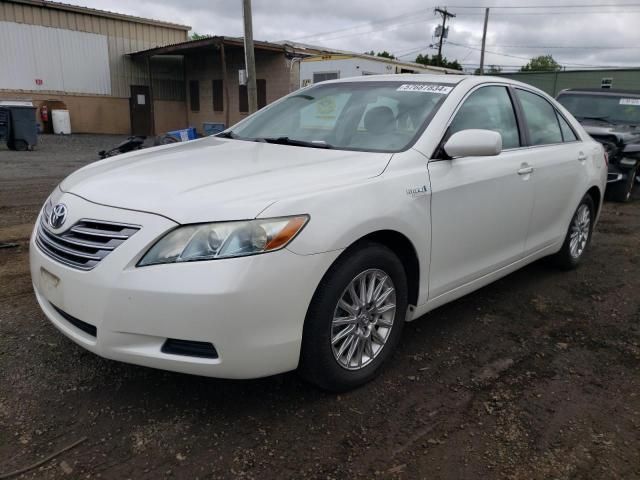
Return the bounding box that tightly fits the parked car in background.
[31,75,607,391]
[557,88,640,202]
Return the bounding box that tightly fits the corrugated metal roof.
[7,0,191,30]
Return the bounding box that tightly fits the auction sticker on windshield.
[397,84,453,94]
[620,98,640,106]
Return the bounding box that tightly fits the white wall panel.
[0,21,111,94]
[300,57,442,88]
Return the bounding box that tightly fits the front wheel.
[299,243,408,391]
[551,194,595,270]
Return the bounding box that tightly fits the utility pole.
[434,7,455,67]
[242,0,257,113]
[479,8,490,75]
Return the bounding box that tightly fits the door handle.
[518,166,534,175]
[578,152,588,162]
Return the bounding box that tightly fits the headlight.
[138,215,309,266]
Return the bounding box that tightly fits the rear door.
[513,88,586,253]
[130,85,152,136]
[427,85,536,299]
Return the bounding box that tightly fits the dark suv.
[556,88,640,202]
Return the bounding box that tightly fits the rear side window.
[516,89,562,145]
[557,113,578,142]
[449,86,520,149]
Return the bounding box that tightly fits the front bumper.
[30,193,341,379]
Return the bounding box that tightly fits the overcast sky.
[65,0,640,71]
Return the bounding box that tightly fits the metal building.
[496,69,640,97]
[0,0,189,134]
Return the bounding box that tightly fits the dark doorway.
[130,85,152,135]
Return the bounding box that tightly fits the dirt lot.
[1,134,639,479]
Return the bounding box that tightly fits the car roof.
[558,88,640,96]
[319,74,546,91]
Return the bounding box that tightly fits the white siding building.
[299,54,461,87]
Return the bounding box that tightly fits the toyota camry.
[30,75,607,391]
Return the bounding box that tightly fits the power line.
[450,2,640,8]
[290,15,433,42]
[455,10,640,15]
[289,8,432,41]
[447,41,633,67]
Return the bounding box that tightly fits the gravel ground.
[1,134,639,479]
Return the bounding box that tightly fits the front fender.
[259,150,432,304]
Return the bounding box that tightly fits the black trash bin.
[7,106,37,151]
[0,107,9,142]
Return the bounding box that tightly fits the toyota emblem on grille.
[49,203,68,229]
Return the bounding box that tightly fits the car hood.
[60,137,392,224]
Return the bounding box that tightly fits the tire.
[608,166,637,202]
[299,242,408,392]
[552,194,595,270]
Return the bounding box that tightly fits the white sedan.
[30,75,607,391]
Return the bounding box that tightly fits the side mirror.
[444,129,502,158]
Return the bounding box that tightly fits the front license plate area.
[40,267,63,306]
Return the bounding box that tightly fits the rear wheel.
[299,243,408,391]
[608,165,637,202]
[552,194,595,270]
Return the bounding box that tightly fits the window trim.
[555,109,580,143]
[432,82,524,160]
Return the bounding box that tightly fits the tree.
[520,55,562,72]
[365,50,396,59]
[190,32,210,40]
[474,64,502,75]
[415,53,461,70]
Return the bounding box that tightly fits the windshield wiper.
[216,130,237,139]
[579,115,612,123]
[254,136,333,149]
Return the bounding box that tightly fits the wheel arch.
[334,229,420,308]
[586,185,602,217]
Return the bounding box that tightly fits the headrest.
[363,106,395,135]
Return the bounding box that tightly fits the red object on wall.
[40,105,48,122]
[35,79,43,85]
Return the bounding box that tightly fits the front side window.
[229,82,454,153]
[448,86,520,150]
[516,89,563,146]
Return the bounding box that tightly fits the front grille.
[51,304,97,337]
[161,339,219,359]
[36,217,140,270]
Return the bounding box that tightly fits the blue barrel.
[203,122,225,136]
[167,127,197,142]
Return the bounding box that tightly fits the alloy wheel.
[331,269,396,370]
[569,204,591,258]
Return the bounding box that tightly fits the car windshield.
[557,93,640,125]
[226,81,455,152]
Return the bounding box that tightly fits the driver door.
[427,85,535,300]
